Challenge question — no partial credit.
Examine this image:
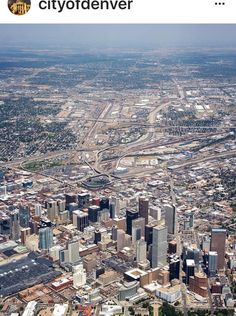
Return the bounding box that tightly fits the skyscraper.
[132,225,142,243]
[19,205,30,228]
[164,204,177,235]
[35,203,42,217]
[45,200,58,222]
[88,205,100,223]
[210,228,226,270]
[38,227,53,250]
[136,239,147,263]
[138,196,149,225]
[59,239,81,265]
[208,251,218,276]
[132,217,145,238]
[117,229,125,252]
[126,209,139,235]
[100,196,109,210]
[78,192,90,209]
[73,210,89,232]
[73,264,86,288]
[10,210,20,241]
[152,225,168,268]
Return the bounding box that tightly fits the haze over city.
[0,24,236,316]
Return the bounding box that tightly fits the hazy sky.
[1,24,236,49]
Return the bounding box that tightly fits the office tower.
[45,200,58,222]
[10,210,20,241]
[186,259,195,284]
[152,225,168,268]
[98,209,110,222]
[57,199,66,213]
[19,205,30,228]
[88,205,100,223]
[169,256,180,281]
[136,239,147,263]
[65,193,77,209]
[210,228,226,270]
[208,251,218,276]
[117,229,125,252]
[145,223,154,246]
[168,240,177,254]
[35,204,42,217]
[138,196,149,225]
[78,192,90,209]
[20,227,31,245]
[60,240,81,265]
[73,210,89,232]
[132,225,142,243]
[73,264,86,288]
[186,210,194,228]
[132,217,145,238]
[38,227,53,250]
[67,202,78,220]
[112,225,118,241]
[110,196,120,217]
[126,209,139,235]
[164,204,177,235]
[109,202,116,219]
[60,239,81,265]
[94,230,102,244]
[149,206,161,221]
[0,215,10,235]
[100,196,109,210]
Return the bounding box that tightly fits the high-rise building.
[117,229,125,252]
[112,225,118,241]
[45,200,58,222]
[38,227,53,250]
[94,230,102,244]
[60,239,81,265]
[35,204,42,217]
[10,210,20,241]
[73,264,86,288]
[132,225,142,243]
[152,225,168,268]
[164,204,177,235]
[65,193,77,210]
[88,205,100,223]
[73,210,89,232]
[210,228,226,270]
[169,256,180,281]
[20,227,31,245]
[186,259,195,284]
[208,251,218,276]
[138,196,149,225]
[0,215,10,235]
[186,211,194,228]
[136,239,147,263]
[110,196,120,217]
[126,209,139,235]
[78,193,90,209]
[100,196,109,210]
[19,205,30,228]
[109,202,116,219]
[145,223,155,246]
[57,199,66,213]
[132,217,145,239]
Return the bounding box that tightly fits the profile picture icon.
[8,0,31,16]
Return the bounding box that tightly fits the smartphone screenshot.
[0,1,236,316]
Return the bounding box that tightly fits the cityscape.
[0,25,236,316]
